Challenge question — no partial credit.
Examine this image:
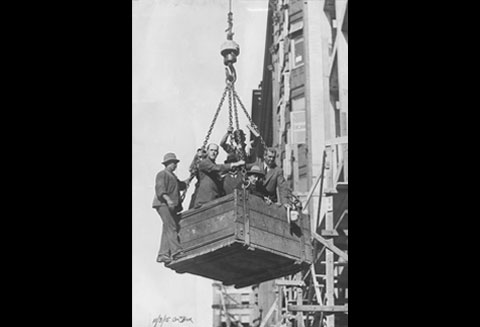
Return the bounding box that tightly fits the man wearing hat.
[241,165,267,199]
[152,152,191,264]
[193,143,245,208]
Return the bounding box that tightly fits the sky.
[132,1,268,326]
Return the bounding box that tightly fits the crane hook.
[225,63,237,85]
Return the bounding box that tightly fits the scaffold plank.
[287,305,348,313]
[321,229,348,237]
[275,279,305,287]
[312,231,348,261]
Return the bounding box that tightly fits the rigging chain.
[227,85,233,131]
[202,85,230,150]
[232,84,240,130]
[232,88,268,150]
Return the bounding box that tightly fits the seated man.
[238,165,267,200]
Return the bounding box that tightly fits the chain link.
[202,85,229,150]
[232,89,267,150]
[227,85,233,130]
[232,84,240,130]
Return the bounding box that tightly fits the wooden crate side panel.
[247,194,312,234]
[180,200,236,229]
[248,209,309,242]
[248,228,305,259]
[233,193,313,262]
[246,225,313,262]
[179,210,237,249]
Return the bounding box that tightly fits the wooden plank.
[259,298,278,327]
[211,304,251,310]
[296,288,305,327]
[250,228,305,259]
[314,208,348,261]
[302,168,323,210]
[248,210,311,243]
[275,279,305,287]
[334,160,344,186]
[179,211,236,243]
[312,231,348,261]
[320,229,348,237]
[343,143,348,183]
[311,265,323,306]
[324,136,348,146]
[243,190,251,246]
[179,228,235,252]
[181,193,235,220]
[288,305,348,313]
[316,150,327,231]
[325,212,335,327]
[319,261,348,267]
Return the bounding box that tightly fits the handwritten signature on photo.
[152,314,194,327]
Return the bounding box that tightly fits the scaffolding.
[257,142,348,327]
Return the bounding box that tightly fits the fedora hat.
[162,152,180,165]
[247,165,264,177]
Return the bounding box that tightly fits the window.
[290,95,306,144]
[291,96,305,112]
[290,111,306,144]
[291,36,304,68]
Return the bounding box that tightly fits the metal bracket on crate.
[241,188,250,247]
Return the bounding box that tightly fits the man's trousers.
[156,206,182,257]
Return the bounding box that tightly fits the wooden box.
[167,189,313,288]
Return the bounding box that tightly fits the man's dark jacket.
[193,157,232,207]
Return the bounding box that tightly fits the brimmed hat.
[162,152,180,165]
[247,165,264,177]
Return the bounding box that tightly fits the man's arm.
[276,169,292,205]
[199,158,245,174]
[220,127,234,153]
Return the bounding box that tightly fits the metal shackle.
[220,40,240,66]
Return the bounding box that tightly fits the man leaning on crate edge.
[152,152,191,265]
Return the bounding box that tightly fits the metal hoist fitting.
[221,39,240,66]
[221,7,240,84]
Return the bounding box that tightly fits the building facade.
[251,0,348,326]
